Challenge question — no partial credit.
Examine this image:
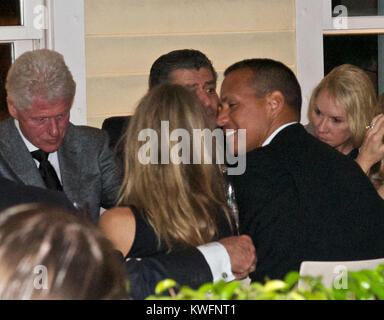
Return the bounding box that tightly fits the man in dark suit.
[0,49,121,223]
[218,58,384,283]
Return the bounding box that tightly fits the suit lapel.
[58,124,81,201]
[0,118,46,187]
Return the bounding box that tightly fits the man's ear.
[266,91,285,116]
[7,98,18,119]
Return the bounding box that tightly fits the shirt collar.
[262,122,297,147]
[14,119,39,152]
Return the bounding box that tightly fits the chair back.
[101,116,131,150]
[298,258,384,290]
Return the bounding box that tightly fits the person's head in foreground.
[119,83,233,249]
[0,203,125,300]
[308,64,379,155]
[218,58,302,154]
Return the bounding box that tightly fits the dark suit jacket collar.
[0,119,81,196]
[0,117,45,187]
[246,123,305,157]
[268,123,305,148]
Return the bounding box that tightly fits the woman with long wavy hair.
[99,84,234,259]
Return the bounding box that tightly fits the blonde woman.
[307,64,384,197]
[99,84,234,260]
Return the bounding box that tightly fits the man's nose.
[317,118,328,132]
[196,89,211,107]
[48,118,59,137]
[217,105,230,127]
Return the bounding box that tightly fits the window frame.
[46,0,87,125]
[0,0,86,125]
[0,0,44,40]
[296,0,384,124]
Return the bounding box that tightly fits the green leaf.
[288,291,306,300]
[146,264,384,300]
[264,280,288,292]
[250,282,265,291]
[178,286,207,300]
[154,279,177,294]
[284,271,300,288]
[253,292,277,300]
[369,283,384,300]
[197,282,214,294]
[146,295,174,300]
[332,288,348,300]
[219,281,241,300]
[211,280,227,294]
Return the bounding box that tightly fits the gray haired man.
[0,49,121,223]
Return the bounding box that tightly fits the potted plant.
[146,264,384,300]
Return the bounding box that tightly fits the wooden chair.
[298,258,384,290]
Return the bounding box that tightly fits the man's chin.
[39,144,61,153]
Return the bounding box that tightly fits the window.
[0,0,22,26]
[0,0,45,119]
[0,0,87,125]
[332,0,382,17]
[296,0,384,123]
[0,43,13,119]
[323,34,379,92]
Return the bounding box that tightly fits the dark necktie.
[31,150,63,191]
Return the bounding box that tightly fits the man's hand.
[219,235,256,280]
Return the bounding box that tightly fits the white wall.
[295,0,324,124]
[47,0,87,125]
[84,0,297,128]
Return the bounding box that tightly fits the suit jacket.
[230,123,384,282]
[0,177,75,212]
[124,248,212,299]
[0,117,121,223]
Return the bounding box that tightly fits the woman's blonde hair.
[0,203,126,300]
[308,64,379,148]
[118,84,232,250]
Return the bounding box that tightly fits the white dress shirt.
[197,242,235,282]
[262,122,297,147]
